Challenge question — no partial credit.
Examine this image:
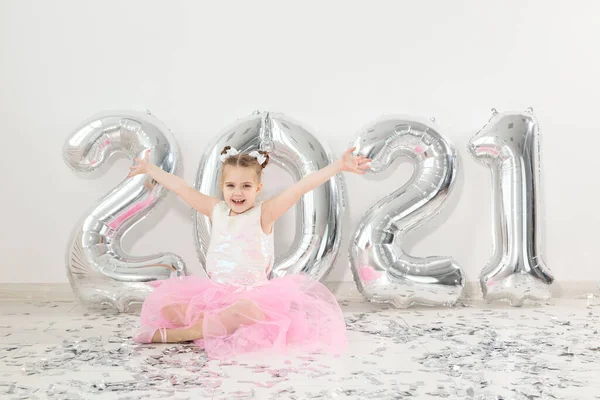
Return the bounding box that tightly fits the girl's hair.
[220,146,270,182]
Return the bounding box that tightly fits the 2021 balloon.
[349,115,465,308]
[193,111,346,282]
[63,110,187,312]
[468,108,554,306]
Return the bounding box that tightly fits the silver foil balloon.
[193,111,346,281]
[468,108,554,306]
[349,115,464,308]
[63,110,187,312]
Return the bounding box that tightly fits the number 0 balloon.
[63,111,187,312]
[468,108,554,306]
[349,115,465,308]
[193,111,346,281]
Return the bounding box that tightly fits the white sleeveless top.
[205,201,275,286]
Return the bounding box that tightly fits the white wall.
[1,1,599,291]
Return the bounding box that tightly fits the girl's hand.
[127,149,152,178]
[337,147,371,174]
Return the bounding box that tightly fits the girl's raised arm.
[261,147,370,233]
[129,149,220,217]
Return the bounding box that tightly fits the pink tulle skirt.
[135,274,348,360]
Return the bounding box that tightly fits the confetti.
[0,299,598,399]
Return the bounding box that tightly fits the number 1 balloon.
[349,115,465,308]
[63,110,187,312]
[468,108,554,306]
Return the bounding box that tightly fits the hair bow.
[248,150,266,165]
[219,147,239,163]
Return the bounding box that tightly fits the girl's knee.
[233,299,265,322]
[160,303,188,325]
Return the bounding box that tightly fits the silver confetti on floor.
[1,297,600,399]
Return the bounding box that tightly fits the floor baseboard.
[1,281,598,303]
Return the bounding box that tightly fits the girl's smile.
[222,165,263,214]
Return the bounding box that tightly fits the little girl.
[127,145,370,360]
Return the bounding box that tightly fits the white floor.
[1,295,600,400]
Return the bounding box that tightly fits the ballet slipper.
[133,326,166,344]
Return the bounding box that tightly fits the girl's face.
[222,165,262,214]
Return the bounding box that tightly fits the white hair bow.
[219,147,239,163]
[248,150,266,165]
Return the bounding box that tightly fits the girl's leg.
[146,299,264,344]
[216,299,265,334]
[151,323,203,343]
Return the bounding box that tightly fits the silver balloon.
[468,108,554,306]
[349,115,464,308]
[63,110,187,312]
[193,111,346,281]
